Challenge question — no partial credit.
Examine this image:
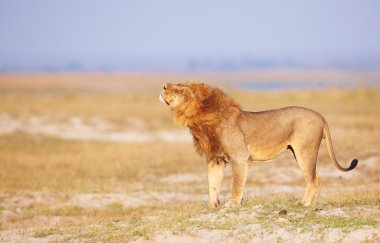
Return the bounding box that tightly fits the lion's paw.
[223,199,241,208]
[297,200,313,207]
[208,201,219,210]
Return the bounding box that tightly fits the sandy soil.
[2,191,378,242]
[0,113,191,143]
[1,154,379,242]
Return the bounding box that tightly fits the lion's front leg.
[224,161,248,208]
[207,157,225,210]
[219,127,250,208]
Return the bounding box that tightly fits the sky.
[0,0,380,71]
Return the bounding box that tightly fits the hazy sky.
[0,0,380,70]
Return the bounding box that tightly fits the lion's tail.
[323,123,358,172]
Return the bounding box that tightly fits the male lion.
[159,81,358,209]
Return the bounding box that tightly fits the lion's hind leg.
[293,146,320,207]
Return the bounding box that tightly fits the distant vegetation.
[1,54,380,72]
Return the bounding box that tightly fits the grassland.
[0,72,379,242]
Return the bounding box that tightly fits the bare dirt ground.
[0,72,379,242]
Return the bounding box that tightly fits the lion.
[159,81,358,209]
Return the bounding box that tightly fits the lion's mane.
[172,83,241,159]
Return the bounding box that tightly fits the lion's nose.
[163,85,167,90]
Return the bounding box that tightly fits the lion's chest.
[190,126,223,157]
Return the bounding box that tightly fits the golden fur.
[172,83,240,159]
[160,81,358,209]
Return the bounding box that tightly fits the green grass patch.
[33,227,62,238]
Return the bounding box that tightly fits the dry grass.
[0,72,379,242]
[0,133,204,193]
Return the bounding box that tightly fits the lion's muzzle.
[159,92,169,105]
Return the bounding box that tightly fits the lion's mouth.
[159,92,170,105]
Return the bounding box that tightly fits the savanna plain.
[0,71,379,242]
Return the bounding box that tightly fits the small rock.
[279,209,287,216]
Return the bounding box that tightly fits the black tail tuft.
[347,159,358,171]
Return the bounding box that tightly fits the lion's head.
[159,81,212,108]
[159,81,214,125]
[159,83,192,108]
[159,81,241,158]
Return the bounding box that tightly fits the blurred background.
[1,0,380,72]
[0,1,379,242]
